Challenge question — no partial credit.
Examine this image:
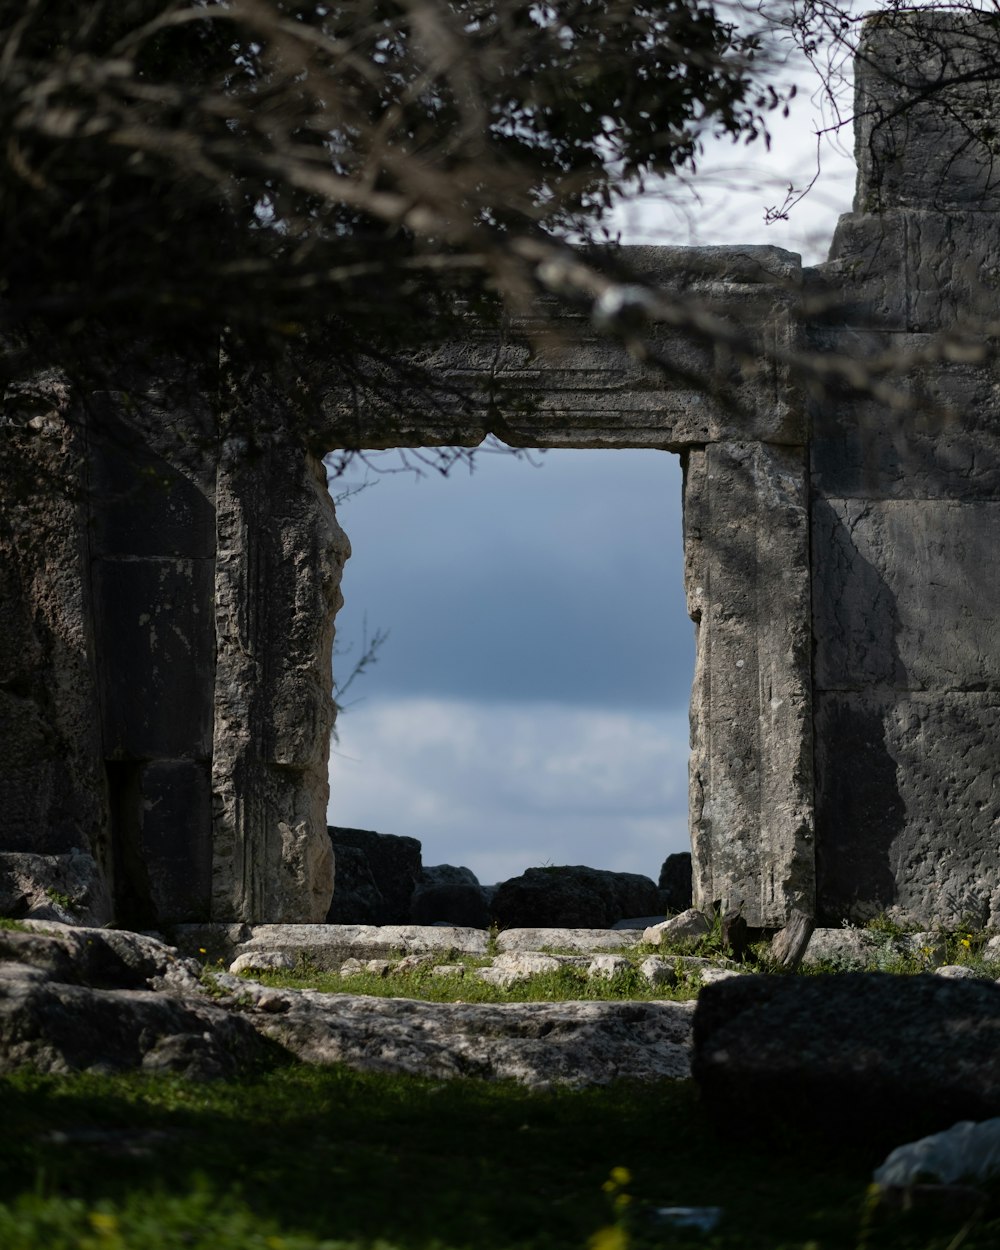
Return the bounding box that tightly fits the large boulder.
[0,851,112,926]
[325,844,383,924]
[657,852,693,914]
[411,864,490,928]
[490,866,659,930]
[326,827,422,924]
[0,922,269,1079]
[692,973,1000,1146]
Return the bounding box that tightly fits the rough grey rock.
[658,853,693,914]
[496,928,644,953]
[327,827,422,924]
[477,953,565,988]
[588,955,630,980]
[875,1118,1000,1187]
[802,928,945,969]
[643,909,710,945]
[693,973,1000,1143]
[696,967,745,986]
[933,965,983,980]
[393,953,438,974]
[324,845,383,925]
[490,866,659,930]
[234,923,489,970]
[251,988,696,1087]
[410,864,490,929]
[15,920,203,989]
[639,956,678,988]
[0,922,269,1078]
[228,951,296,975]
[675,956,740,976]
[638,954,739,988]
[0,852,112,926]
[984,936,1000,962]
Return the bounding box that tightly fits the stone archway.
[15,14,1000,931]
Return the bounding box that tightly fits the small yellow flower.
[614,1193,632,1213]
[961,938,972,948]
[609,1166,632,1187]
[588,1225,627,1250]
[199,947,207,954]
[89,1212,119,1237]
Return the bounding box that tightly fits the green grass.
[235,953,707,1003]
[6,1064,997,1250]
[9,923,1000,1248]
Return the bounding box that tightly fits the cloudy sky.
[326,44,858,886]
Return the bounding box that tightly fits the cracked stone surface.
[0,922,695,1087]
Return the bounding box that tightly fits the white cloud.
[328,696,690,885]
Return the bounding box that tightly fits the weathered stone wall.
[0,358,110,923]
[2,12,999,931]
[810,12,1000,927]
[0,353,349,928]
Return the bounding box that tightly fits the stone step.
[496,927,646,952]
[175,923,654,966]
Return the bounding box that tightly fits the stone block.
[88,409,215,559]
[854,14,1000,216]
[477,952,564,988]
[490,865,659,930]
[692,972,1000,1145]
[132,761,213,925]
[657,852,693,914]
[327,827,422,925]
[496,928,644,953]
[815,691,1000,927]
[813,498,1000,692]
[643,908,710,945]
[235,923,489,969]
[809,337,1000,501]
[685,442,814,927]
[93,557,215,760]
[411,865,490,929]
[326,844,383,924]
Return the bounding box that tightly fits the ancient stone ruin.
[4,12,1000,933]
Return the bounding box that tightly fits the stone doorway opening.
[325,444,693,894]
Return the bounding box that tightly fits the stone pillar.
[684,440,814,928]
[0,359,111,923]
[212,436,350,922]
